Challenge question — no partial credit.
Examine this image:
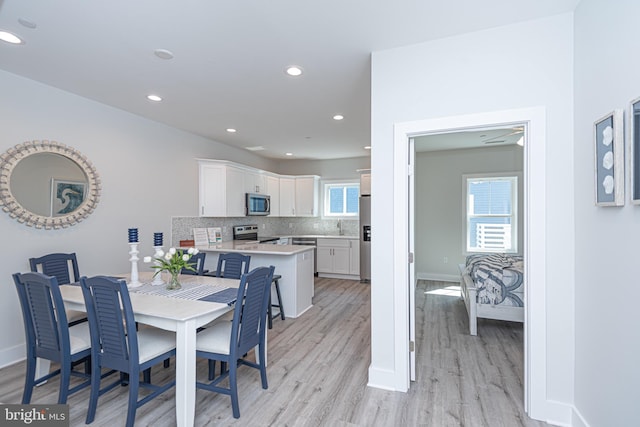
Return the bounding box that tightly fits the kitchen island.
[192,241,315,318]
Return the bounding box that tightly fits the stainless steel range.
[233,225,280,244]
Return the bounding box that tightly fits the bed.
[458,253,524,336]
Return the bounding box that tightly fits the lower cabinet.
[317,238,359,277]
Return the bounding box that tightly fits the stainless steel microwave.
[246,193,270,216]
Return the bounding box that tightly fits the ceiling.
[0,0,579,160]
[414,126,525,152]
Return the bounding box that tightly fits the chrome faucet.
[337,219,344,235]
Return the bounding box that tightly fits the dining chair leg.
[229,362,240,419]
[163,358,170,368]
[125,376,139,427]
[22,355,36,404]
[86,361,101,424]
[143,368,151,384]
[58,363,71,404]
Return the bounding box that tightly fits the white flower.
[143,256,152,263]
[182,254,189,261]
[164,253,172,261]
[192,248,199,255]
[602,126,613,146]
[156,249,165,257]
[602,151,613,170]
[169,247,176,255]
[602,174,614,194]
[188,247,194,254]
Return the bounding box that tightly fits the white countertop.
[191,241,315,256]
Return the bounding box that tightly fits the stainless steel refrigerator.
[359,195,371,282]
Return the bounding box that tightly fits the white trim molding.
[392,107,549,421]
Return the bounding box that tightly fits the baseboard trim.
[367,365,399,391]
[416,272,460,283]
[317,273,360,281]
[541,399,573,427]
[571,405,590,427]
[0,343,24,369]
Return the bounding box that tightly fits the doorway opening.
[392,107,547,420]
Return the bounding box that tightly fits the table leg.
[175,320,197,427]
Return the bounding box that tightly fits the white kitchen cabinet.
[360,173,371,196]
[198,161,245,217]
[294,176,319,217]
[317,238,352,275]
[279,177,296,217]
[244,170,265,194]
[265,174,280,216]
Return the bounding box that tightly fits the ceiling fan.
[482,126,525,145]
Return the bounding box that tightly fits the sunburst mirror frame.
[0,140,101,229]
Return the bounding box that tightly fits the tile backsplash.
[171,216,359,245]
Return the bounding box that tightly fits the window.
[464,174,518,253]
[323,181,359,217]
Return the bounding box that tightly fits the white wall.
[0,70,277,367]
[370,13,575,423]
[573,1,640,425]
[415,145,523,279]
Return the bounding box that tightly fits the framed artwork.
[594,109,624,206]
[50,179,87,217]
[630,97,640,204]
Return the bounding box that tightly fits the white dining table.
[58,272,239,427]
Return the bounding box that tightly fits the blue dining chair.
[207,253,251,279]
[181,251,208,275]
[29,252,87,326]
[13,272,92,404]
[79,275,177,427]
[195,265,275,419]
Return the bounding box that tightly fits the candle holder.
[151,245,165,286]
[128,242,142,287]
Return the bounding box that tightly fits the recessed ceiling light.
[285,152,293,156]
[147,94,162,102]
[364,146,371,150]
[285,66,303,77]
[0,31,23,44]
[226,128,237,133]
[18,18,37,29]
[245,146,264,151]
[154,49,174,60]
[333,115,344,121]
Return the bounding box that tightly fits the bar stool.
[268,274,285,329]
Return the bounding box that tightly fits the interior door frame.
[392,107,547,419]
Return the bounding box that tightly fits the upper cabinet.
[244,170,265,194]
[199,161,245,217]
[198,159,318,217]
[360,173,371,196]
[265,174,280,216]
[279,177,296,217]
[295,176,319,216]
[280,176,319,217]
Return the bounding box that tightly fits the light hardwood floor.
[0,278,549,426]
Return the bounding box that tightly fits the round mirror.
[0,140,101,229]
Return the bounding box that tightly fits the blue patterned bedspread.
[464,254,524,307]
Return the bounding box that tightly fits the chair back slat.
[13,272,69,362]
[216,253,251,280]
[29,253,80,285]
[232,266,274,357]
[80,276,138,372]
[181,252,206,275]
